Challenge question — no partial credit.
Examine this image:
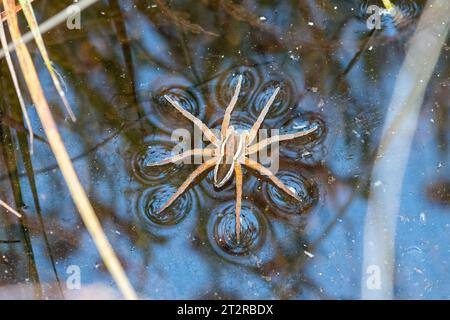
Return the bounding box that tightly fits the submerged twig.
[0,239,20,243]
[338,29,376,80]
[0,17,34,154]
[108,0,145,125]
[0,121,42,298]
[154,0,219,37]
[0,114,47,144]
[14,105,64,297]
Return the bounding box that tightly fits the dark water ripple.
[279,112,327,163]
[208,109,254,132]
[207,202,265,256]
[216,66,261,108]
[137,184,194,227]
[249,79,294,127]
[262,171,319,216]
[131,139,184,184]
[149,86,205,133]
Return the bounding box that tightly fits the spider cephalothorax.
[149,75,316,240]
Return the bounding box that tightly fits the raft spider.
[149,75,317,240]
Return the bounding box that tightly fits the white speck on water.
[259,16,267,21]
[308,22,314,26]
[289,54,300,61]
[419,212,426,225]
[413,267,424,275]
[304,251,315,258]
[318,99,325,108]
[262,275,272,282]
[373,180,382,187]
[352,129,360,138]
[301,151,312,158]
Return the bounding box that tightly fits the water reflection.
[1,0,448,300]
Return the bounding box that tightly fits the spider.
[149,75,317,241]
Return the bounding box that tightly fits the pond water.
[0,0,449,299]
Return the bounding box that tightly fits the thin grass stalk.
[2,0,137,300]
[17,0,76,121]
[0,17,33,153]
[0,0,99,58]
[0,0,33,22]
[0,198,21,217]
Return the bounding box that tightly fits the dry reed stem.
[2,0,137,300]
[18,0,76,121]
[0,0,34,22]
[0,199,22,217]
[0,12,33,153]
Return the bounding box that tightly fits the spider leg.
[246,127,317,155]
[247,87,280,144]
[158,157,217,214]
[146,148,215,166]
[221,74,243,137]
[234,161,243,242]
[164,95,220,146]
[243,158,300,201]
